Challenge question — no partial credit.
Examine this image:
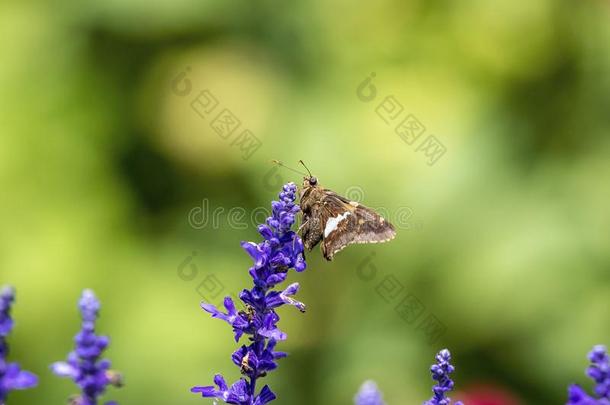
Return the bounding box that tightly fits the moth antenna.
[271,160,308,176]
[298,160,313,178]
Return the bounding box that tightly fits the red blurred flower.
[455,383,522,405]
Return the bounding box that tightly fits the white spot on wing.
[324,212,351,238]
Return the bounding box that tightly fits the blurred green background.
[1,0,610,404]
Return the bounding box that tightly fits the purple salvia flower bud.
[0,286,38,402]
[191,183,307,404]
[354,380,386,405]
[79,289,101,324]
[566,344,610,404]
[424,349,463,405]
[51,289,123,405]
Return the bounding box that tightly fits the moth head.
[303,176,318,188]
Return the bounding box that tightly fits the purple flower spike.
[354,380,386,405]
[0,285,38,402]
[567,344,610,405]
[192,183,307,404]
[52,289,123,405]
[424,349,463,405]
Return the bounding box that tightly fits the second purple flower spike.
[424,349,463,405]
[51,289,123,405]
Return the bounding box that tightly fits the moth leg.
[293,218,309,254]
[297,219,309,234]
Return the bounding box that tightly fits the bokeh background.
[1,0,610,404]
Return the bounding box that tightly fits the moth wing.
[320,191,396,260]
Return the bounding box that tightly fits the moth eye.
[309,177,317,185]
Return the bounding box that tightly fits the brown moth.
[297,164,396,261]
